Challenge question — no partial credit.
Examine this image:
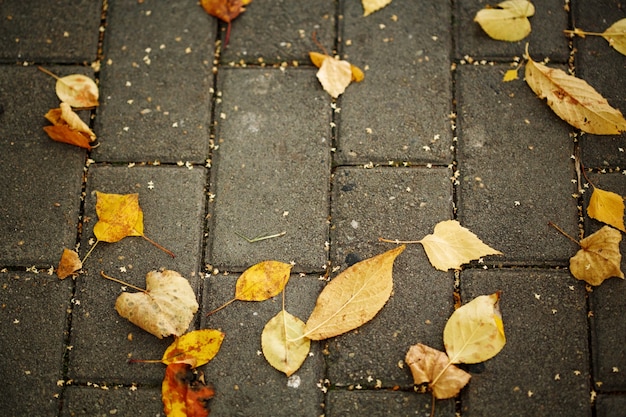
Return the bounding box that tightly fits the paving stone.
[326,390,455,417]
[0,0,102,63]
[201,274,325,416]
[456,64,579,264]
[220,0,335,64]
[455,0,569,61]
[0,66,86,266]
[327,167,455,387]
[209,68,330,272]
[68,165,207,384]
[61,385,162,417]
[336,0,453,165]
[93,0,215,163]
[0,272,72,416]
[460,269,590,417]
[595,394,626,417]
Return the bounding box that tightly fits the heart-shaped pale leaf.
[474,0,535,42]
[261,310,310,376]
[570,226,624,286]
[56,74,99,108]
[162,329,225,368]
[310,52,362,99]
[304,245,405,340]
[309,52,364,83]
[362,0,392,16]
[443,292,506,364]
[235,261,292,301]
[162,363,213,417]
[115,270,199,338]
[603,18,626,56]
[588,187,626,232]
[525,54,626,134]
[405,343,471,400]
[57,248,82,279]
[419,220,502,271]
[93,192,144,243]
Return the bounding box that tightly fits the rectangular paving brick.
[336,0,453,165]
[0,66,86,266]
[62,385,162,417]
[326,390,455,417]
[0,272,72,416]
[596,394,626,417]
[460,269,590,417]
[456,64,579,264]
[209,67,331,272]
[68,165,207,384]
[94,0,215,163]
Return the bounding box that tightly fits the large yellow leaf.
[443,292,506,364]
[115,270,199,339]
[474,0,535,42]
[361,0,392,16]
[570,226,624,286]
[261,310,310,376]
[405,343,471,400]
[235,261,292,301]
[525,54,626,134]
[93,192,144,243]
[162,329,225,368]
[303,245,405,340]
[419,220,502,271]
[588,187,626,232]
[603,18,626,56]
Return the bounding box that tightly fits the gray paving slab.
[61,385,162,417]
[327,167,455,387]
[220,0,336,65]
[460,269,590,417]
[326,390,455,417]
[456,64,579,264]
[93,0,215,163]
[0,0,102,63]
[335,0,453,165]
[68,164,207,384]
[0,66,86,266]
[209,67,331,272]
[202,274,325,416]
[455,0,569,61]
[0,271,71,417]
[595,394,626,417]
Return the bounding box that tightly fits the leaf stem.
[430,392,436,417]
[312,30,328,56]
[206,298,236,317]
[548,222,581,246]
[378,237,421,244]
[128,358,163,365]
[81,239,99,264]
[100,270,147,293]
[563,29,611,37]
[141,234,175,257]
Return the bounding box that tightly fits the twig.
[235,231,286,243]
[141,235,175,258]
[206,298,236,316]
[548,222,581,246]
[81,239,99,264]
[378,237,421,244]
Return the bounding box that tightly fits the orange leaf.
[93,192,144,243]
[200,0,251,23]
[43,125,92,150]
[57,248,82,279]
[162,363,214,417]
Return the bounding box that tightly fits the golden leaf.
[570,226,624,286]
[361,0,392,17]
[162,329,225,368]
[474,0,535,42]
[93,192,144,243]
[235,261,292,302]
[602,18,626,56]
[304,245,405,340]
[588,187,626,232]
[55,74,99,108]
[502,68,519,82]
[56,248,82,279]
[261,310,310,376]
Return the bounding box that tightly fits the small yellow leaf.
[309,51,326,68]
[474,0,535,42]
[419,220,502,271]
[261,310,310,376]
[588,187,626,232]
[502,68,519,82]
[602,18,626,56]
[304,245,405,340]
[235,261,292,301]
[405,343,471,400]
[361,0,392,17]
[57,248,82,279]
[570,226,624,286]
[56,74,99,108]
[162,329,225,368]
[93,192,144,243]
[443,292,506,364]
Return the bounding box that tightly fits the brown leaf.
[200,0,252,45]
[570,226,624,286]
[43,125,92,150]
[56,248,82,279]
[162,363,214,417]
[44,102,95,149]
[587,187,626,232]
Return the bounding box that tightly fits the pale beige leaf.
[603,18,626,56]
[588,187,626,232]
[56,74,99,108]
[474,0,535,42]
[316,56,353,99]
[525,57,626,134]
[115,270,199,339]
[570,226,624,286]
[419,220,502,271]
[362,0,392,16]
[262,310,310,376]
[304,245,405,340]
[443,292,506,364]
[59,102,96,140]
[405,343,471,400]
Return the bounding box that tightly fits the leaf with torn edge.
[262,310,310,376]
[525,50,626,134]
[474,0,535,42]
[44,102,96,149]
[304,245,405,340]
[235,261,292,301]
[588,187,626,232]
[56,74,99,108]
[405,343,471,400]
[162,329,225,368]
[602,18,626,56]
[419,220,502,271]
[309,52,364,99]
[361,0,392,17]
[93,192,144,243]
[443,292,506,364]
[162,363,214,417]
[570,226,624,286]
[115,270,199,338]
[57,248,82,279]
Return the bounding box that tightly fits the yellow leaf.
[115,270,199,338]
[304,245,405,340]
[502,68,519,82]
[93,192,144,243]
[405,343,471,400]
[474,0,535,42]
[443,292,506,364]
[570,226,624,286]
[261,310,310,376]
[588,187,626,232]
[235,261,292,301]
[418,220,502,271]
[56,248,82,279]
[603,18,626,56]
[361,0,392,17]
[525,53,626,134]
[309,51,326,68]
[162,329,225,368]
[56,74,99,108]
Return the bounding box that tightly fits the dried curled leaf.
[200,0,251,22]
[93,192,144,243]
[603,18,626,56]
[588,187,626,232]
[361,0,392,16]
[44,102,96,149]
[474,0,535,42]
[261,310,310,376]
[235,261,292,301]
[162,329,225,368]
[56,248,82,279]
[570,226,624,286]
[162,363,214,417]
[56,74,99,108]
